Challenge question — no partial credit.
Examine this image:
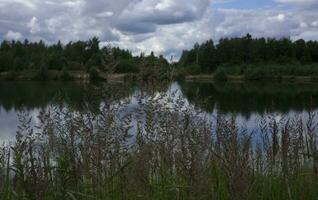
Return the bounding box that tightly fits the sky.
[1,0,318,59]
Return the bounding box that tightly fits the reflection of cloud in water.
[0,108,18,142]
[126,82,191,113]
[0,107,41,143]
[0,81,318,143]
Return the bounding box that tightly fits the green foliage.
[115,60,139,73]
[89,67,100,81]
[176,64,201,76]
[4,71,17,80]
[48,54,66,70]
[138,52,171,81]
[212,63,318,81]
[61,66,72,81]
[179,34,318,76]
[179,40,217,72]
[34,60,49,81]
[244,67,271,80]
[0,38,169,81]
[213,67,228,81]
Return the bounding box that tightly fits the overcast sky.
[1,0,318,59]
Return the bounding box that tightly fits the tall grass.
[0,86,318,200]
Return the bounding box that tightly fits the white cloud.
[96,11,114,18]
[45,17,63,34]
[5,30,22,40]
[267,13,286,22]
[293,30,318,41]
[312,21,318,27]
[277,13,286,22]
[0,0,37,9]
[155,0,173,11]
[0,0,318,59]
[300,22,308,28]
[28,16,41,34]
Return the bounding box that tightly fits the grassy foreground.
[0,86,318,200]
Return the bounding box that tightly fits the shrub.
[213,67,227,81]
[34,63,49,81]
[244,67,270,80]
[89,67,100,81]
[187,63,201,75]
[115,60,139,73]
[4,71,17,80]
[61,66,72,81]
[176,64,201,77]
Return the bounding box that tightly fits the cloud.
[111,0,210,33]
[28,16,41,34]
[96,11,114,18]
[275,0,318,8]
[5,30,22,40]
[126,7,318,58]
[118,0,209,25]
[0,0,318,59]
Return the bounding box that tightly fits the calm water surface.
[1,81,318,141]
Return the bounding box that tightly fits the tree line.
[0,37,169,80]
[2,34,318,81]
[177,34,318,78]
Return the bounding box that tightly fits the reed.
[0,86,318,200]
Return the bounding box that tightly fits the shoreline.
[185,74,316,83]
[0,70,136,83]
[0,70,317,84]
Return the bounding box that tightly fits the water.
[1,80,318,141]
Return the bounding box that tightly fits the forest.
[178,34,318,80]
[0,37,169,81]
[1,34,318,81]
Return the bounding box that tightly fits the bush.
[244,67,270,81]
[213,67,227,81]
[4,71,17,80]
[187,64,201,75]
[34,63,49,81]
[176,64,201,77]
[89,67,100,81]
[61,66,72,81]
[115,60,139,73]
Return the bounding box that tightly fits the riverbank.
[1,69,317,83]
[185,74,316,83]
[0,70,138,82]
[178,62,318,83]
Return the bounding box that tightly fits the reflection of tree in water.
[0,81,171,112]
[179,81,318,118]
[0,82,88,111]
[1,88,318,199]
[2,80,318,117]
